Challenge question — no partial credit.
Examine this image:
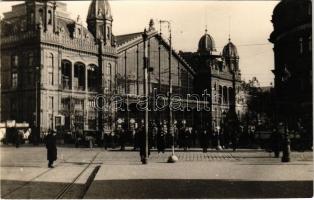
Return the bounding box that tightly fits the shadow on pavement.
[84,179,313,199]
[1,179,313,199]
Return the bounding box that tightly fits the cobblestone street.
[1,145,313,198]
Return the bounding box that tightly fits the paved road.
[0,146,313,198]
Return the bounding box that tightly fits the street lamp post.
[159,20,178,163]
[142,29,149,164]
[34,65,40,145]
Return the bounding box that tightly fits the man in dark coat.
[117,125,126,151]
[200,127,210,153]
[15,129,21,148]
[139,123,150,163]
[157,124,166,153]
[46,129,57,168]
[271,125,281,157]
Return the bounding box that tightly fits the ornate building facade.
[1,0,250,136]
[269,0,312,136]
[180,30,246,130]
[1,0,209,133]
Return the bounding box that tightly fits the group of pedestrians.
[97,121,240,154]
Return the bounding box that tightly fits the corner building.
[1,0,208,133]
[269,0,312,142]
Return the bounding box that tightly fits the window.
[39,9,43,24]
[30,11,34,25]
[28,52,34,66]
[48,113,53,129]
[299,37,303,54]
[12,72,18,88]
[106,26,110,40]
[106,63,112,91]
[47,53,54,85]
[48,10,52,25]
[49,96,54,110]
[12,55,18,67]
[21,19,26,31]
[309,36,312,52]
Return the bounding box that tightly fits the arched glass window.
[74,62,86,90]
[88,64,98,91]
[61,60,72,89]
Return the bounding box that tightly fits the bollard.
[281,132,291,162]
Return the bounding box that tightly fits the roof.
[87,0,113,20]
[198,32,216,53]
[115,30,196,75]
[222,40,238,58]
[115,32,143,46]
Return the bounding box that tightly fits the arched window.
[88,64,98,91]
[218,85,222,104]
[61,60,72,89]
[74,62,86,90]
[47,53,54,85]
[38,9,43,24]
[48,10,52,25]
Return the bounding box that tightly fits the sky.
[0,0,279,86]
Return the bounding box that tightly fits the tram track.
[1,150,101,199]
[55,152,100,199]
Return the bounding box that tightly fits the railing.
[41,32,98,53]
[1,31,38,45]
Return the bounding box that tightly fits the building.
[180,30,246,130]
[0,0,210,134]
[269,0,312,138]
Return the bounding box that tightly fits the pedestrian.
[181,126,189,151]
[231,120,240,151]
[139,123,150,163]
[117,125,126,151]
[173,122,179,148]
[157,123,166,153]
[211,128,218,148]
[46,129,57,168]
[133,123,140,150]
[200,127,210,153]
[151,122,158,148]
[15,128,21,148]
[270,125,281,157]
